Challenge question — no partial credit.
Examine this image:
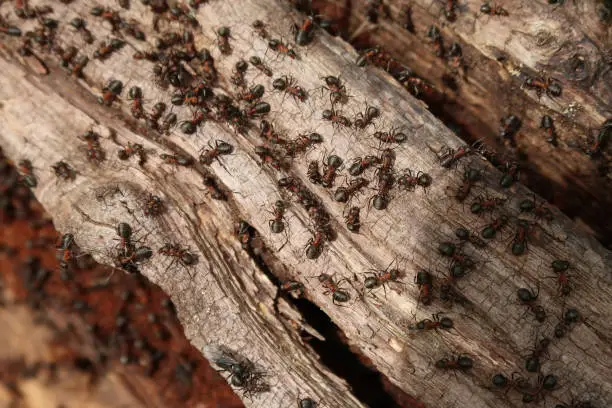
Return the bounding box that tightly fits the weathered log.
[311,0,612,245]
[0,0,611,407]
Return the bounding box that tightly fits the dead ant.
[480,2,509,16]
[268,38,298,59]
[354,105,380,129]
[397,169,432,192]
[409,312,453,331]
[272,76,308,103]
[322,107,351,129]
[373,128,407,144]
[344,206,361,233]
[317,273,351,305]
[541,115,558,146]
[322,154,344,188]
[199,140,234,166]
[414,269,433,305]
[523,75,562,98]
[517,286,547,322]
[334,177,369,203]
[159,243,197,278]
[249,56,272,77]
[252,20,269,39]
[321,75,348,104]
[285,132,323,157]
[348,155,381,176]
[118,142,146,165]
[51,160,76,181]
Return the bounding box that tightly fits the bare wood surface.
[315,0,612,243]
[0,0,611,407]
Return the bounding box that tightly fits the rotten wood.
[312,0,612,245]
[0,0,611,407]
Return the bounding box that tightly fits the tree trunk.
[312,0,612,245]
[0,0,611,407]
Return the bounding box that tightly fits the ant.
[511,219,532,255]
[481,214,508,239]
[354,105,380,129]
[554,307,580,338]
[427,26,444,58]
[199,140,234,166]
[435,355,473,371]
[344,206,361,233]
[409,313,453,331]
[370,170,395,211]
[118,142,146,165]
[455,227,487,248]
[127,86,145,119]
[491,372,530,395]
[293,15,315,46]
[540,115,558,146]
[447,43,464,73]
[268,200,287,234]
[414,270,433,305]
[286,132,323,157]
[499,115,522,145]
[322,107,351,129]
[438,145,471,168]
[438,242,474,279]
[397,169,432,192]
[305,228,326,259]
[348,155,381,176]
[160,153,194,167]
[147,102,167,130]
[334,177,369,203]
[255,145,283,170]
[470,194,505,215]
[80,130,105,165]
[17,159,37,187]
[71,55,89,77]
[480,2,509,16]
[231,60,248,88]
[524,75,562,98]
[53,45,77,68]
[259,120,288,145]
[93,38,125,60]
[202,175,227,200]
[448,166,481,202]
[585,118,612,157]
[98,79,123,106]
[373,128,407,144]
[281,280,304,296]
[518,374,557,403]
[401,5,415,33]
[272,76,308,103]
[239,84,265,103]
[244,102,271,118]
[321,75,348,104]
[524,336,550,372]
[249,56,272,77]
[268,38,298,59]
[321,154,344,188]
[517,286,546,322]
[499,161,520,188]
[363,259,404,298]
[90,6,122,31]
[549,259,572,296]
[252,20,269,39]
[159,243,197,277]
[143,193,164,217]
[317,273,351,305]
[51,160,76,180]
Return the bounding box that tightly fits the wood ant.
[499,115,521,145]
[322,107,351,129]
[281,280,304,297]
[499,161,520,188]
[93,38,125,60]
[455,227,487,248]
[98,79,123,106]
[255,145,282,170]
[548,259,572,296]
[519,194,554,222]
[541,115,558,146]
[51,160,76,181]
[414,270,433,305]
[321,154,344,188]
[143,193,165,217]
[363,259,404,297]
[524,76,562,98]
[448,166,481,202]
[80,130,105,165]
[409,313,453,331]
[159,243,197,278]
[71,55,89,77]
[554,307,580,338]
[511,219,532,255]
[17,159,37,187]
[334,177,368,203]
[268,200,287,234]
[118,142,146,165]
[239,84,265,103]
[321,75,348,104]
[293,15,315,46]
[252,20,269,40]
[480,2,509,16]
[127,86,145,119]
[427,26,445,58]
[354,105,380,129]
[259,120,288,145]
[348,155,381,176]
[231,60,248,88]
[344,206,361,233]
[524,336,550,372]
[517,286,546,322]
[199,140,234,166]
[272,76,307,103]
[268,38,298,60]
[435,355,473,371]
[285,133,322,157]
[585,118,612,157]
[370,171,394,211]
[373,128,407,144]
[202,175,227,200]
[244,102,271,118]
[160,153,193,167]
[438,145,471,168]
[249,56,272,77]
[481,214,508,239]
[397,169,432,192]
[491,372,530,395]
[470,194,505,215]
[69,17,94,43]
[518,374,557,403]
[305,229,326,259]
[317,273,350,305]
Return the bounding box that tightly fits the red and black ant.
[548,260,572,296]
[480,3,509,16]
[523,75,562,98]
[317,273,351,305]
[517,286,547,322]
[272,76,308,103]
[160,153,194,168]
[354,105,380,130]
[159,243,197,278]
[285,132,323,157]
[414,270,433,305]
[118,142,146,166]
[541,115,558,146]
[252,20,269,40]
[199,140,234,166]
[348,155,381,176]
[322,107,351,129]
[293,15,316,46]
[249,56,272,77]
[255,145,283,170]
[127,86,145,119]
[363,259,404,298]
[98,79,123,106]
[79,131,105,165]
[305,228,326,259]
[409,312,453,331]
[334,177,369,203]
[259,120,288,145]
[93,38,125,60]
[202,175,227,200]
[397,169,432,192]
[321,75,348,104]
[321,154,344,188]
[373,128,407,144]
[427,25,445,58]
[434,355,473,371]
[344,206,361,233]
[268,38,298,59]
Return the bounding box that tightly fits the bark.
[0,0,611,407]
[314,0,612,244]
